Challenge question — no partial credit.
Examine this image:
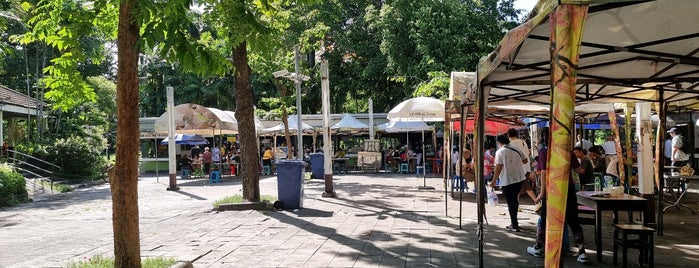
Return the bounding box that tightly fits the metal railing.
[3,149,61,194]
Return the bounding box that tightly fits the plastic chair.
[399,163,409,174]
[209,170,221,183]
[262,165,272,175]
[451,175,465,192]
[416,165,426,176]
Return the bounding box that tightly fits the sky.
[514,0,538,12]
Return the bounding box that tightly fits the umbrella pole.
[418,128,435,190]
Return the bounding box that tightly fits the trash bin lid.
[275,160,307,167]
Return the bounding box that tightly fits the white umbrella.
[387,97,445,189]
[387,97,445,122]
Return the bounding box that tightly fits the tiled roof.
[0,84,43,109]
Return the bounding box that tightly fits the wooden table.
[576,191,648,262]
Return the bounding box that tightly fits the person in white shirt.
[489,134,527,232]
[575,134,593,150]
[668,127,690,167]
[601,135,617,172]
[508,128,531,211]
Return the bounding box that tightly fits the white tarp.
[331,114,369,133]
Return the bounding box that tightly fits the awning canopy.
[330,113,370,134]
[154,103,238,134]
[261,115,315,135]
[476,0,699,111]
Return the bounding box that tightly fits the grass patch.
[52,183,72,193]
[213,194,276,208]
[67,255,176,268]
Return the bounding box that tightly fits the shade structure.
[454,119,516,136]
[262,115,314,134]
[160,134,209,145]
[387,97,445,122]
[154,103,238,135]
[331,114,369,134]
[387,97,444,190]
[221,111,265,132]
[377,121,432,133]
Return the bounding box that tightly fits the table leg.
[596,209,603,262]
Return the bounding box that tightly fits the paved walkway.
[1,172,698,267]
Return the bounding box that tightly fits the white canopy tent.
[261,115,315,135]
[330,113,370,134]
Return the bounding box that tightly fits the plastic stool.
[209,170,221,183]
[181,168,190,179]
[399,163,409,174]
[262,165,272,175]
[416,165,426,176]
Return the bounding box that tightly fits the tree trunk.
[111,0,142,267]
[232,42,260,202]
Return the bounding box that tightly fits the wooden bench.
[613,223,655,267]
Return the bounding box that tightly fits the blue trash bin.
[309,153,324,179]
[276,160,306,209]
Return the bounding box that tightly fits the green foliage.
[413,71,450,100]
[67,255,176,268]
[0,164,29,207]
[43,136,106,180]
[21,0,118,111]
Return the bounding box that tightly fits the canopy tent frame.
[460,1,699,266]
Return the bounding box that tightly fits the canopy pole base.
[166,174,179,191]
[418,186,435,190]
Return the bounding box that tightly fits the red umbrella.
[454,119,516,136]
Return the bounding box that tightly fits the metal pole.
[321,59,335,197]
[295,46,303,160]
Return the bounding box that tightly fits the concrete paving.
[1,171,698,267]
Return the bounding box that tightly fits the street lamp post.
[294,46,303,160]
[273,46,309,160]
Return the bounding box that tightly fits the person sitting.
[179,154,192,179]
[262,147,273,166]
[191,154,203,177]
[334,148,346,158]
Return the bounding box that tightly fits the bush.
[0,164,29,207]
[43,136,106,180]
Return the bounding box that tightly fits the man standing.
[489,134,527,232]
[202,147,212,174]
[668,127,690,167]
[573,147,595,188]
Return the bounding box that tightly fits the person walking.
[527,146,589,263]
[508,128,531,211]
[489,134,527,232]
[668,127,690,167]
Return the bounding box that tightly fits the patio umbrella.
[387,97,445,190]
[160,134,209,145]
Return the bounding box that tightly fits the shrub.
[0,164,29,207]
[43,136,106,180]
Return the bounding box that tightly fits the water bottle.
[594,177,601,192]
